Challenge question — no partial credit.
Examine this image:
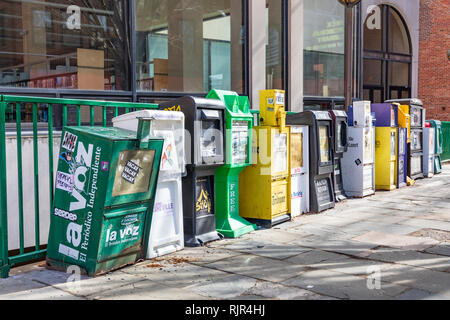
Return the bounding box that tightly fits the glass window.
[266,0,284,90]
[364,13,382,51]
[303,0,345,97]
[363,59,382,85]
[0,0,130,90]
[135,0,245,94]
[390,61,409,87]
[319,125,330,164]
[389,9,410,54]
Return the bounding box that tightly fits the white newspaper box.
[423,127,435,178]
[289,125,309,217]
[342,101,376,198]
[113,110,186,258]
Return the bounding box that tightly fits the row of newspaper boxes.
[45,91,443,276]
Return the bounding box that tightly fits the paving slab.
[365,215,409,224]
[285,250,351,268]
[238,228,308,244]
[188,274,259,300]
[399,218,450,232]
[221,239,312,260]
[290,223,362,240]
[341,221,422,236]
[238,280,327,300]
[281,269,406,300]
[305,256,397,277]
[167,246,242,266]
[90,280,209,300]
[302,239,379,258]
[425,243,450,257]
[0,285,85,300]
[204,254,308,283]
[352,231,439,251]
[302,215,367,227]
[47,270,149,297]
[291,236,378,258]
[396,289,437,300]
[121,259,231,289]
[378,262,450,294]
[418,212,450,222]
[366,247,450,272]
[0,269,54,296]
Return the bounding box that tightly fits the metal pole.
[0,101,10,278]
[344,6,354,111]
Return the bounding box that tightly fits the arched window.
[363,5,412,103]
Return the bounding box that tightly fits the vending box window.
[206,90,257,238]
[159,97,226,247]
[46,122,164,277]
[386,99,426,180]
[112,110,186,258]
[329,110,349,202]
[287,111,335,213]
[427,120,443,174]
[240,90,291,227]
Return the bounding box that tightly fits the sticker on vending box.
[62,132,78,153]
[56,171,74,193]
[122,160,142,184]
[195,178,213,216]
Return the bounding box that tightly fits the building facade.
[0,0,446,126]
[418,0,450,121]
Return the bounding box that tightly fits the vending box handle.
[136,117,153,149]
[201,110,221,120]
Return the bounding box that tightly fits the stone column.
[248,0,267,109]
[288,0,304,112]
[168,0,204,92]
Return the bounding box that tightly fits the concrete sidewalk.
[1,165,449,300]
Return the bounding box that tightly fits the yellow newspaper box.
[372,103,398,191]
[239,90,291,228]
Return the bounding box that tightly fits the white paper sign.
[56,171,74,193]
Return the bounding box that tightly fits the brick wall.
[418,0,450,121]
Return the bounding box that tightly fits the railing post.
[16,103,25,255]
[0,100,10,278]
[32,104,41,251]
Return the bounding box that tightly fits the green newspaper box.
[46,120,163,277]
[206,90,257,238]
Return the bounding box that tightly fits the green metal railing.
[0,95,158,278]
[442,121,450,163]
